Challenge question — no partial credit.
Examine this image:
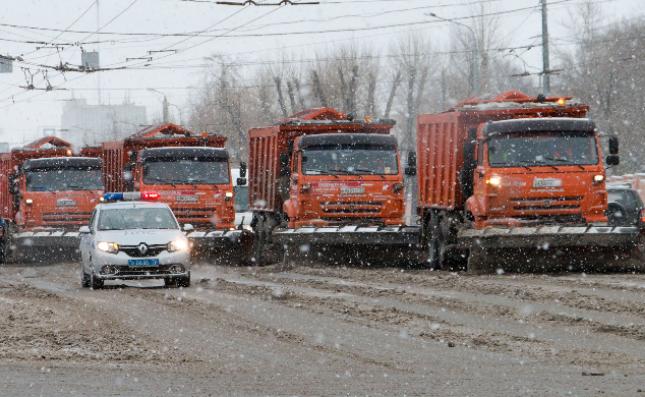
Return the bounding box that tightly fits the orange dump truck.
[414,91,640,272]
[101,123,247,252]
[0,137,104,262]
[248,108,418,264]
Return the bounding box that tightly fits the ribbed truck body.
[100,123,245,252]
[0,137,104,262]
[415,91,640,272]
[248,108,419,264]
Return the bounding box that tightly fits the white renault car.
[79,196,191,289]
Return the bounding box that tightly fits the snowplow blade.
[459,225,640,249]
[186,227,253,253]
[273,225,421,247]
[14,231,81,249]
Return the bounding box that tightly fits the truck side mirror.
[239,161,247,178]
[123,170,133,182]
[606,154,620,166]
[608,136,619,155]
[8,174,18,195]
[236,177,247,186]
[405,151,417,176]
[279,152,290,177]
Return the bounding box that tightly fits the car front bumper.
[91,249,190,280]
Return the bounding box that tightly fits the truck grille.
[171,206,217,225]
[511,196,582,212]
[42,212,92,227]
[514,214,586,225]
[321,201,383,216]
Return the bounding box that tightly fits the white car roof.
[96,201,171,211]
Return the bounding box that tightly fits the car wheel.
[81,270,91,288]
[90,272,104,290]
[179,274,191,288]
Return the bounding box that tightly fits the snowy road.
[1,261,645,396]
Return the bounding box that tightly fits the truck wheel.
[467,246,495,274]
[426,212,441,269]
[252,215,269,265]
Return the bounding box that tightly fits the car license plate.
[128,259,160,267]
[533,178,562,188]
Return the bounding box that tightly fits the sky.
[0,0,641,146]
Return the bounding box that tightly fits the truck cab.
[466,118,618,228]
[283,133,405,228]
[15,157,104,230]
[132,147,235,230]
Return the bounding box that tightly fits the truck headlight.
[593,174,605,183]
[168,238,190,252]
[25,198,33,205]
[486,175,502,187]
[97,241,119,254]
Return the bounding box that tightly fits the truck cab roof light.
[102,192,160,202]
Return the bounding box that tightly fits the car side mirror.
[236,177,247,186]
[183,224,194,232]
[239,162,247,178]
[606,154,620,166]
[79,226,91,234]
[608,136,619,155]
[405,151,417,176]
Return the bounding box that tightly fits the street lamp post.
[428,12,480,95]
[147,88,172,123]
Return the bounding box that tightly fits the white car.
[79,200,191,289]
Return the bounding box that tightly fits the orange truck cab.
[248,108,418,264]
[0,137,104,262]
[101,123,246,252]
[415,91,639,272]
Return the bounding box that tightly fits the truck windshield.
[97,207,179,230]
[26,169,103,191]
[487,131,598,167]
[143,159,230,185]
[302,148,398,175]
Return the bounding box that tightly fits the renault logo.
[138,243,148,255]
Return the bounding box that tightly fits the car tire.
[81,270,91,288]
[90,272,104,290]
[179,274,191,288]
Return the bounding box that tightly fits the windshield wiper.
[347,168,386,179]
[305,169,339,178]
[540,157,586,171]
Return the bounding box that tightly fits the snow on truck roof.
[484,118,596,137]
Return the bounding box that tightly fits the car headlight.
[97,241,119,254]
[168,238,190,252]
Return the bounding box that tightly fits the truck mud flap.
[272,225,421,248]
[14,231,81,249]
[459,226,641,249]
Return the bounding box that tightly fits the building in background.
[60,98,147,147]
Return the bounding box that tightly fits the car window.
[97,207,179,230]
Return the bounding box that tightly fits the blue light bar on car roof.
[102,192,160,202]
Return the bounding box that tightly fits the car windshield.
[143,159,229,185]
[97,207,178,230]
[488,131,599,167]
[26,169,103,191]
[302,147,398,175]
[234,185,249,212]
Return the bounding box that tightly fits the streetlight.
[147,88,184,124]
[427,12,480,95]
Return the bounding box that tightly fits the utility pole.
[541,0,551,95]
[96,0,102,104]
